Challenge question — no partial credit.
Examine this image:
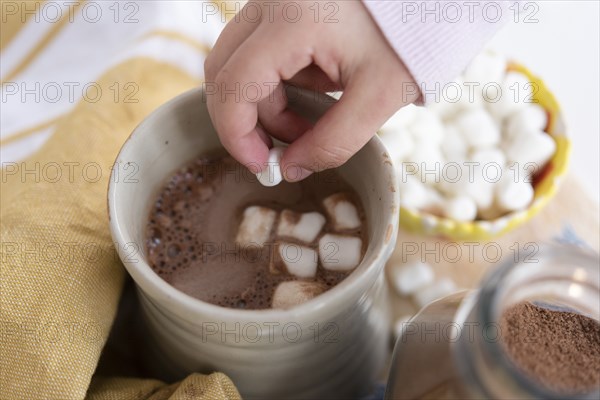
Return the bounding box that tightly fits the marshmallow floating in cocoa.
[277,243,318,279]
[235,206,276,247]
[322,193,361,231]
[319,234,362,271]
[277,210,325,243]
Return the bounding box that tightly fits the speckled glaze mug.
[108,87,399,399]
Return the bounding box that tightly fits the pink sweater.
[363,0,513,103]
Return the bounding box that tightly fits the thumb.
[280,72,408,182]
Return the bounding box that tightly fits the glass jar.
[385,244,600,399]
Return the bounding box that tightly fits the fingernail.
[284,165,313,182]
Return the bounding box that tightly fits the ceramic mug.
[108,87,399,399]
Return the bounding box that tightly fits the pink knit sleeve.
[362,1,513,103]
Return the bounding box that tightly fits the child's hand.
[204,0,418,181]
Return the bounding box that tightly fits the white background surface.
[488,0,599,203]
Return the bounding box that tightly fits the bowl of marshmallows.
[380,51,570,240]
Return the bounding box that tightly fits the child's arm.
[204,0,510,181]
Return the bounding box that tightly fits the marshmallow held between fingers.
[236,206,277,247]
[272,281,327,309]
[256,147,284,187]
[389,261,435,296]
[319,234,362,271]
[323,193,361,231]
[277,210,326,243]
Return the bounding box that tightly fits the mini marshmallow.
[465,172,495,210]
[278,243,318,278]
[256,147,284,187]
[504,104,548,140]
[382,104,419,131]
[272,281,327,309]
[413,278,458,308]
[440,124,467,160]
[400,175,443,213]
[495,174,534,212]
[277,210,326,243]
[379,128,415,163]
[505,130,556,167]
[470,148,506,170]
[399,174,428,209]
[319,234,362,271]
[409,110,445,146]
[444,195,478,222]
[407,143,445,181]
[455,81,484,111]
[428,99,458,120]
[429,80,481,118]
[462,51,507,87]
[388,261,435,296]
[439,164,494,210]
[508,161,538,184]
[505,71,534,103]
[453,108,500,149]
[323,193,361,231]
[486,71,531,120]
[235,206,277,247]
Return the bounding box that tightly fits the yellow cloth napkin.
[0,56,241,399]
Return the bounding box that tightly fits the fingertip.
[220,128,270,174]
[280,147,313,182]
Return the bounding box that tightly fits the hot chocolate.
[500,301,600,394]
[145,152,367,310]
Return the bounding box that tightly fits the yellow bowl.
[397,62,571,241]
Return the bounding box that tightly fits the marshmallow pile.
[235,193,365,309]
[388,261,460,339]
[388,261,459,308]
[380,52,556,222]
